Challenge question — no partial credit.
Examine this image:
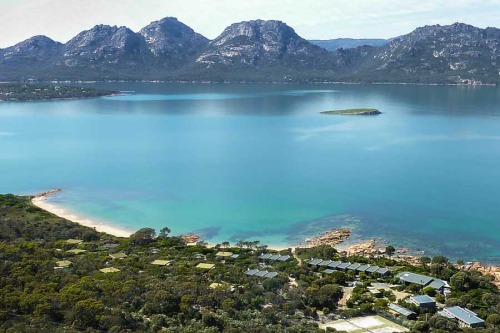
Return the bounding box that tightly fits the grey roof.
[318,260,332,266]
[327,261,342,268]
[230,254,240,259]
[337,262,351,269]
[269,254,281,261]
[438,310,455,319]
[264,272,278,278]
[376,267,390,275]
[443,306,484,325]
[308,259,323,266]
[323,269,335,274]
[388,303,416,317]
[396,272,434,286]
[356,264,371,272]
[255,270,269,277]
[428,279,446,290]
[259,253,272,260]
[245,269,259,276]
[277,255,291,262]
[410,295,436,305]
[366,265,380,273]
[346,263,361,270]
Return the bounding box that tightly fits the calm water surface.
[1,83,499,263]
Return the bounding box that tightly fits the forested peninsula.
[0,84,116,102]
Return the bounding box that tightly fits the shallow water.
[1,83,499,263]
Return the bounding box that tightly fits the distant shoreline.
[2,80,499,86]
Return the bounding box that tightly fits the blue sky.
[0,0,499,47]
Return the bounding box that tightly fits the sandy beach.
[31,190,134,238]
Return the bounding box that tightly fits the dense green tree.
[130,228,156,245]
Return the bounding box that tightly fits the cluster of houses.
[307,258,390,276]
[389,272,485,328]
[56,239,487,329]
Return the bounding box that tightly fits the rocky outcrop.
[305,228,351,247]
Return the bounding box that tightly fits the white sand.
[32,194,134,238]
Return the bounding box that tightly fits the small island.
[0,83,117,102]
[321,108,381,115]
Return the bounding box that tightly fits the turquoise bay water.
[1,83,500,263]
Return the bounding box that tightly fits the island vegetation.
[0,84,116,102]
[0,194,499,332]
[320,108,382,116]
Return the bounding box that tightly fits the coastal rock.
[344,239,377,255]
[305,228,351,247]
[180,234,201,244]
[34,188,62,198]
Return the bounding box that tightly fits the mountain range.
[1,17,499,84]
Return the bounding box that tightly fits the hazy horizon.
[0,0,499,48]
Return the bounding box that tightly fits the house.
[346,263,361,271]
[307,258,323,266]
[375,267,390,276]
[244,269,278,278]
[67,249,87,254]
[388,303,417,320]
[245,269,260,276]
[356,264,371,273]
[336,262,351,271]
[396,271,448,292]
[151,259,171,266]
[196,263,215,270]
[100,267,120,273]
[327,260,342,269]
[366,265,380,274]
[109,252,127,260]
[439,306,485,328]
[260,254,291,262]
[408,295,436,311]
[55,260,72,268]
[318,260,333,267]
[215,251,233,259]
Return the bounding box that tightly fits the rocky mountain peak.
[63,24,146,65]
[139,17,208,58]
[197,19,328,68]
[0,35,63,66]
[212,20,299,47]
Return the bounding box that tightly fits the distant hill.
[0,18,499,84]
[309,38,389,51]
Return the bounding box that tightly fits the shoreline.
[31,190,134,238]
[27,190,500,285]
[2,80,499,86]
